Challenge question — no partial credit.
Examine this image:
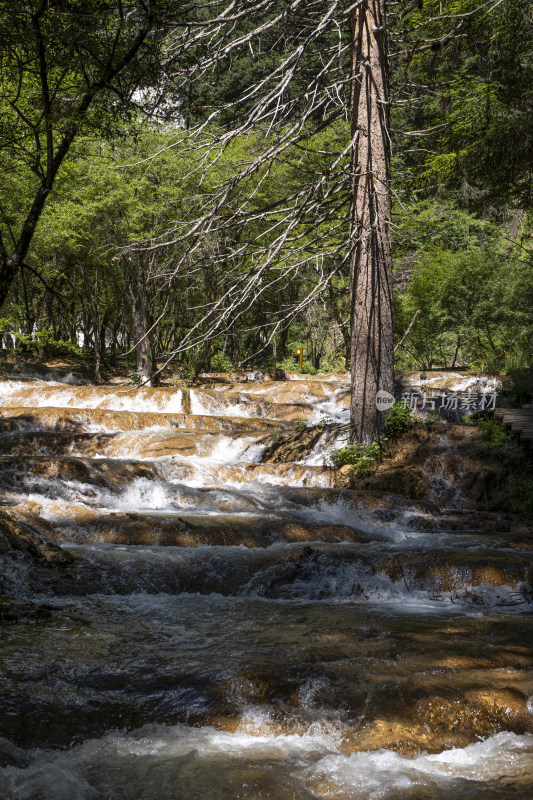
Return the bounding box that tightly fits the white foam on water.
[284,371,349,382]
[0,724,531,800]
[0,721,336,800]
[401,372,501,394]
[12,467,315,517]
[85,430,267,462]
[6,369,88,385]
[190,385,348,421]
[112,479,172,511]
[220,469,333,489]
[287,495,425,543]
[403,371,466,387]
[309,392,350,425]
[190,390,256,418]
[194,433,267,463]
[31,537,528,611]
[236,548,531,609]
[448,376,501,393]
[308,731,533,798]
[10,477,182,516]
[0,380,183,413]
[297,429,349,466]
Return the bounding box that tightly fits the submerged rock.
[0,511,74,597]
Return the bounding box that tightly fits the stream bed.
[0,372,532,799]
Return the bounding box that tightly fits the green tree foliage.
[395,235,533,372]
[0,0,531,383]
[0,0,189,309]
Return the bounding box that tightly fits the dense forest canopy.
[0,0,531,388]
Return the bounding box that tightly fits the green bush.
[210,352,234,373]
[385,403,412,437]
[352,454,379,478]
[474,418,525,467]
[301,360,318,375]
[278,356,299,372]
[278,355,318,374]
[477,417,502,442]
[318,359,345,373]
[327,441,381,478]
[294,420,307,433]
[9,329,82,357]
[327,444,359,468]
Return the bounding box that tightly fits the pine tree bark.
[349,0,394,445]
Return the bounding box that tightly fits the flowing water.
[0,373,532,799]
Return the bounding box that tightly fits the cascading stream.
[0,372,532,799]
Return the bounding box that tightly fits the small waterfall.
[0,370,532,799]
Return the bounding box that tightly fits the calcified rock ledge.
[354,422,533,523]
[0,371,532,792]
[265,420,533,533]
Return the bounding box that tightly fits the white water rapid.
[0,371,531,799]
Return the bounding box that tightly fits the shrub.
[507,473,533,514]
[326,441,381,478]
[210,352,234,373]
[294,420,307,433]
[301,360,318,375]
[385,403,412,437]
[475,418,524,464]
[278,355,318,374]
[327,444,359,469]
[352,453,379,478]
[279,357,299,372]
[318,359,345,373]
[11,329,82,357]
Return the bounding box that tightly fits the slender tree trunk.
[349,0,394,445]
[110,323,120,367]
[279,324,290,360]
[327,284,351,369]
[93,324,102,383]
[451,335,461,369]
[132,289,156,386]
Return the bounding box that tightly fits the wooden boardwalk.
[494,405,533,450]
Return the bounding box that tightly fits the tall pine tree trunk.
[349,0,394,445]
